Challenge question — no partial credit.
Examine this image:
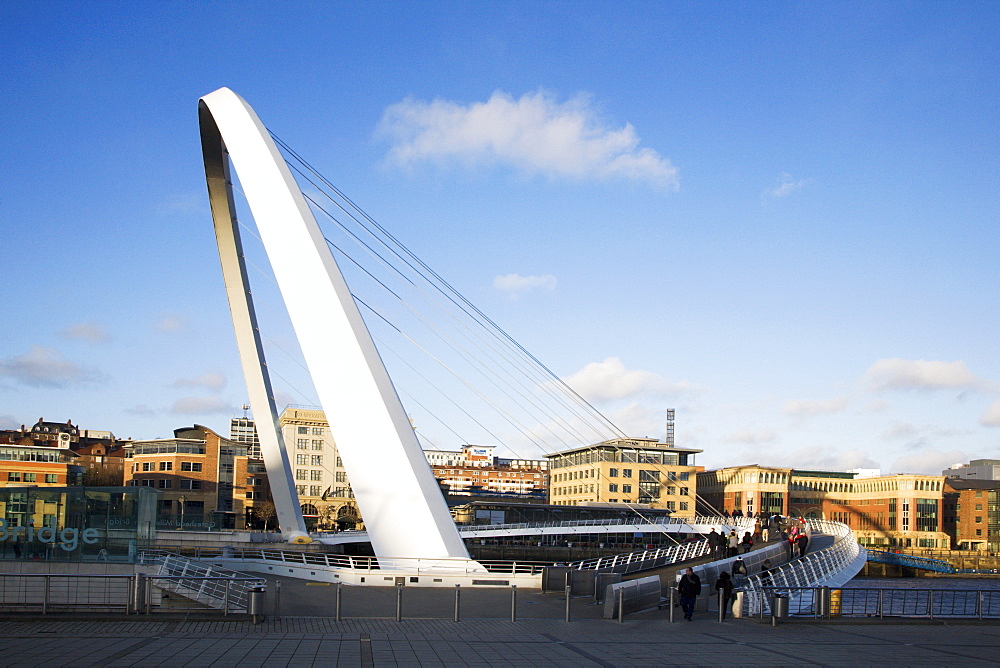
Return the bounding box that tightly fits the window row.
[7,473,58,483]
[136,461,203,472]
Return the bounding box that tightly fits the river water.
[846,576,1000,590]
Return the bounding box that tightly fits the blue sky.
[1,1,997,475]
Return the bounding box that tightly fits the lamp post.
[179,495,186,531]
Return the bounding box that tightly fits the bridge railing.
[568,538,710,573]
[747,585,1000,620]
[742,519,866,615]
[139,551,266,610]
[866,549,957,573]
[456,514,754,534]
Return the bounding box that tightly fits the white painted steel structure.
[198,87,473,564]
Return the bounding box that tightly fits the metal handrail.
[742,520,865,614]
[567,538,710,572]
[750,585,1000,620]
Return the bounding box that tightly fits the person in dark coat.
[677,567,702,621]
[796,532,809,557]
[714,571,735,620]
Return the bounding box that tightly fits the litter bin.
[249,584,266,624]
[771,593,788,622]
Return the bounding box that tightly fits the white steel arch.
[198,87,473,561]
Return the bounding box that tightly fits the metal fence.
[0,572,264,615]
[745,585,1000,620]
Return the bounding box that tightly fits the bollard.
[133,573,146,614]
[336,582,343,622]
[668,585,675,623]
[395,584,403,622]
[249,584,266,624]
[274,580,282,621]
[453,584,461,623]
[617,587,624,624]
[510,585,517,622]
[564,585,572,622]
[224,579,231,617]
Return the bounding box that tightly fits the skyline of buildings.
[3,411,1000,550]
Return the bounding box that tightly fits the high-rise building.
[230,416,260,459]
[278,407,360,530]
[546,438,702,517]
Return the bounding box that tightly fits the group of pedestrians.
[675,567,737,622]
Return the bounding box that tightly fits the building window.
[296,469,307,480]
[23,473,36,483]
[310,470,323,481]
[45,474,57,483]
[311,455,323,466]
[668,471,677,482]
[312,440,323,450]
[623,469,633,478]
[181,479,202,490]
[160,461,173,471]
[976,516,983,523]
[680,502,689,511]
[297,439,308,449]
[667,486,676,495]
[666,501,676,511]
[7,473,19,482]
[142,462,154,472]
[622,484,632,494]
[976,529,983,536]
[639,470,660,482]
[336,472,347,482]
[296,454,308,465]
[609,483,619,493]
[312,428,323,436]
[310,485,322,496]
[297,427,308,434]
[977,504,984,510]
[680,487,689,496]
[158,479,172,489]
[609,468,619,477]
[296,485,307,495]
[679,472,690,481]
[181,462,203,472]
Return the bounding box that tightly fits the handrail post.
[224,579,231,617]
[617,586,624,623]
[511,585,517,622]
[929,589,934,620]
[395,583,403,622]
[668,583,675,623]
[978,590,983,620]
[336,582,343,622]
[43,575,50,615]
[453,584,461,623]
[565,585,572,622]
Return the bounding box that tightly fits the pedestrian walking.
[714,571,734,621]
[677,567,702,621]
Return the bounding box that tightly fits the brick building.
[0,419,128,488]
[698,465,949,549]
[427,445,548,501]
[125,425,262,530]
[943,479,1000,551]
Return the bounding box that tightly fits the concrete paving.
[1,616,999,666]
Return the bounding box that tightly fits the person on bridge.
[677,567,702,621]
[726,530,739,558]
[714,571,735,621]
[707,528,721,556]
[732,556,747,576]
[796,532,809,558]
[741,532,754,553]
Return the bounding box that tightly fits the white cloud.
[0,414,19,429]
[782,396,848,418]
[763,172,808,199]
[0,346,104,388]
[172,372,227,393]
[60,322,111,344]
[154,314,189,334]
[861,398,893,414]
[377,90,678,187]
[865,358,985,392]
[493,273,557,297]
[564,357,702,402]
[725,428,776,444]
[124,405,156,417]
[171,396,233,415]
[891,449,970,475]
[980,400,1000,427]
[770,446,879,472]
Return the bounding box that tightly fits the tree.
[253,500,276,531]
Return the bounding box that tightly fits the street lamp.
[179,495,186,531]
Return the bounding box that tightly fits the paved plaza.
[2,615,1000,667]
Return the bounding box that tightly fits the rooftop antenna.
[242,403,251,418]
[665,408,675,447]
